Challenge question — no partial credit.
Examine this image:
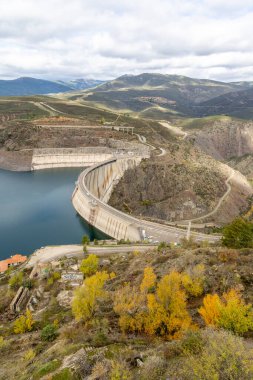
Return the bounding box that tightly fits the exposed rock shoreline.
[0,150,32,171]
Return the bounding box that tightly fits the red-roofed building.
[0,254,27,273]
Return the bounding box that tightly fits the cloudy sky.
[1,0,253,82]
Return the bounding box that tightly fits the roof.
[0,254,27,273]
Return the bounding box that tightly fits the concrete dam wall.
[72,155,220,243]
[72,157,144,241]
[31,147,115,170]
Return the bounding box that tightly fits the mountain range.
[1,73,253,120]
[68,73,253,119]
[0,77,104,96]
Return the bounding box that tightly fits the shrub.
[13,309,35,334]
[90,360,111,380]
[180,329,253,380]
[23,348,36,362]
[8,272,23,290]
[33,359,61,379]
[222,218,253,248]
[51,368,75,380]
[109,361,132,380]
[47,271,61,287]
[80,254,99,277]
[22,278,34,289]
[41,323,58,342]
[157,242,168,252]
[181,330,204,355]
[0,336,8,351]
[140,356,167,380]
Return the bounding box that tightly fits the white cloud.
[0,0,253,81]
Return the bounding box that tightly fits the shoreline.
[0,150,32,171]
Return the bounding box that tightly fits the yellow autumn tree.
[13,309,35,334]
[72,271,109,322]
[182,264,205,297]
[113,269,192,339]
[114,283,145,332]
[80,254,99,277]
[140,267,156,293]
[218,289,253,334]
[149,271,192,338]
[199,294,221,326]
[199,289,253,335]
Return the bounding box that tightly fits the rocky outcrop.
[191,120,253,160]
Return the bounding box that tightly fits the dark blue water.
[0,168,105,260]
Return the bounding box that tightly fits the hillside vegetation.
[61,73,253,119]
[1,245,253,379]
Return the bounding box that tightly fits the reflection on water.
[0,168,105,260]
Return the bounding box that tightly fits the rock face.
[192,120,253,160]
[57,290,73,309]
[109,160,226,221]
[228,155,253,179]
[61,348,91,375]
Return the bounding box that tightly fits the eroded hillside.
[188,117,253,160]
[109,140,253,224]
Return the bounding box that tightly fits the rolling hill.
[191,87,253,119]
[63,73,253,119]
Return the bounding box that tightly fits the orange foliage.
[199,294,221,326]
[199,289,253,335]
[113,269,193,339]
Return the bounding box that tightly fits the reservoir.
[0,168,105,260]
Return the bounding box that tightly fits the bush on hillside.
[222,218,253,248]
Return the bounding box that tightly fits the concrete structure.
[31,147,115,170]
[72,156,221,244]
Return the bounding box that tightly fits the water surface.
[0,168,104,260]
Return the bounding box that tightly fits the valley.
[1,73,253,380]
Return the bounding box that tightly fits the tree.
[198,294,221,326]
[199,289,253,335]
[113,270,192,339]
[222,218,253,248]
[145,272,192,338]
[82,235,90,245]
[140,267,156,293]
[181,264,205,297]
[218,289,253,334]
[113,284,144,332]
[13,309,35,334]
[72,271,110,322]
[80,254,99,277]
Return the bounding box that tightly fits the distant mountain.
[0,77,73,96]
[69,73,252,119]
[63,79,105,90]
[0,77,105,96]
